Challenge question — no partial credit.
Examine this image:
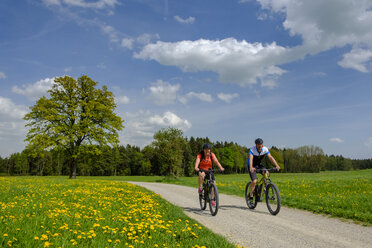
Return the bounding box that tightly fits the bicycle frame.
[255,169,273,200]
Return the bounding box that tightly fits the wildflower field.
[111,169,372,225]
[0,177,235,248]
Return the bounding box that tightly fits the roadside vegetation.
[0,177,236,248]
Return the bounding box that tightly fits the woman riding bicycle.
[195,143,224,206]
[247,138,280,203]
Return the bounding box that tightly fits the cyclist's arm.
[267,153,280,171]
[249,154,255,173]
[195,157,201,172]
[212,153,224,171]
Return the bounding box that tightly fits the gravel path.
[128,182,372,248]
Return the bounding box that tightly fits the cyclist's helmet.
[255,138,263,145]
[202,143,212,149]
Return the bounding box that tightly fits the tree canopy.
[24,75,124,178]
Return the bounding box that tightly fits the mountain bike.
[245,168,281,215]
[198,169,220,216]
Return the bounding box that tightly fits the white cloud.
[174,16,195,24]
[365,137,372,147]
[330,137,344,143]
[217,93,239,103]
[102,24,120,43]
[256,0,372,66]
[149,111,192,129]
[0,97,28,121]
[179,92,213,104]
[121,38,134,49]
[148,80,180,106]
[0,72,6,80]
[338,47,372,73]
[12,77,55,101]
[136,0,372,85]
[136,33,160,45]
[116,96,130,104]
[64,67,72,72]
[0,97,28,157]
[119,110,191,147]
[121,34,160,50]
[43,0,120,9]
[135,38,288,86]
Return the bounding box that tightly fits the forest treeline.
[1,128,371,177]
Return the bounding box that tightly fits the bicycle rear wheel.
[199,187,207,210]
[208,183,219,216]
[265,182,281,215]
[245,182,258,209]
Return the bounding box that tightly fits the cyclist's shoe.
[249,196,254,204]
[211,200,216,206]
[198,187,202,193]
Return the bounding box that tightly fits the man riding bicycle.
[247,138,280,203]
[195,143,225,206]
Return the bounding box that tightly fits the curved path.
[129,182,372,248]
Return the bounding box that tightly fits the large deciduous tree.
[24,75,124,178]
[152,127,186,177]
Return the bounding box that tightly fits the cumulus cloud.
[365,137,372,147]
[135,38,288,86]
[116,96,130,104]
[12,77,55,101]
[119,110,191,147]
[217,93,239,103]
[0,72,6,80]
[147,80,180,106]
[330,137,344,143]
[0,97,28,157]
[179,92,213,104]
[0,97,28,121]
[338,47,372,73]
[121,33,160,50]
[136,1,372,86]
[42,0,120,9]
[174,16,195,24]
[256,0,372,65]
[121,38,134,49]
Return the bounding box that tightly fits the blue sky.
[1,0,372,159]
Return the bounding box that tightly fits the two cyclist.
[247,138,280,203]
[195,143,225,206]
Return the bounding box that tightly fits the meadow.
[0,177,236,248]
[107,169,372,225]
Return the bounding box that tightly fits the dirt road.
[129,182,372,248]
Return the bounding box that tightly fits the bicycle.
[198,169,220,216]
[245,168,281,215]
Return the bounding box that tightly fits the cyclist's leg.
[248,169,258,197]
[198,171,205,192]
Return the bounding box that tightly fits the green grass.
[111,170,372,225]
[0,177,235,248]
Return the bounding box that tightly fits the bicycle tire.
[208,183,219,216]
[265,182,281,215]
[199,187,207,210]
[245,182,258,209]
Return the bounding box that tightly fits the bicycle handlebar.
[255,168,278,173]
[198,169,221,173]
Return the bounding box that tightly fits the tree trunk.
[69,158,77,179]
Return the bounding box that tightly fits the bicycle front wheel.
[199,188,207,210]
[265,182,281,215]
[245,182,258,209]
[208,183,219,216]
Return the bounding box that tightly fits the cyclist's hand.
[195,168,199,172]
[220,167,225,172]
[276,166,280,171]
[250,167,255,173]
